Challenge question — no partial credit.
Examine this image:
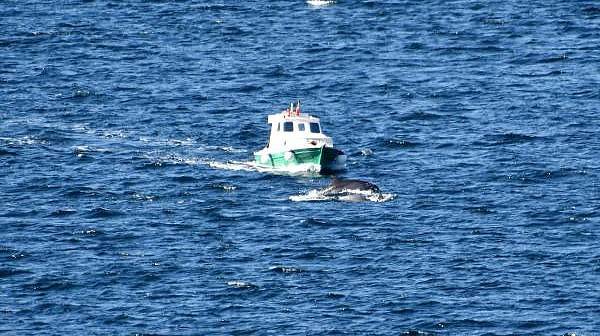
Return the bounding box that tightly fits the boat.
[253,101,346,173]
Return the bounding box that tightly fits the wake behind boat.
[254,102,346,173]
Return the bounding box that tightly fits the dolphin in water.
[289,177,391,202]
[322,177,380,196]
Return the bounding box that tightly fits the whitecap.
[96,129,128,139]
[0,136,45,146]
[168,138,195,146]
[132,193,156,201]
[226,280,258,289]
[211,183,237,191]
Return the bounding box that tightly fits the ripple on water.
[0,245,28,261]
[64,186,101,198]
[463,206,496,215]
[478,132,544,146]
[171,175,201,183]
[301,217,333,226]
[86,207,123,218]
[24,275,78,293]
[0,148,17,156]
[380,138,419,149]
[207,182,238,192]
[0,267,30,279]
[47,208,78,217]
[396,111,444,122]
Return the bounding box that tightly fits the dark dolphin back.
[330,178,379,192]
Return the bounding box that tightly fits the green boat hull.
[254,146,345,172]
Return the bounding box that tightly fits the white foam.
[360,148,374,156]
[289,189,333,202]
[0,136,46,146]
[96,129,128,139]
[145,154,203,166]
[206,160,257,172]
[218,146,246,153]
[168,138,195,146]
[72,145,112,153]
[307,0,336,6]
[132,193,156,201]
[290,188,395,203]
[206,160,323,176]
[260,163,322,176]
[226,280,257,289]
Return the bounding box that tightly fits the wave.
[381,138,419,149]
[0,267,30,279]
[0,136,46,146]
[396,111,444,121]
[47,208,78,217]
[478,132,543,146]
[171,175,201,183]
[86,207,123,218]
[583,6,600,15]
[301,217,333,226]
[208,182,238,192]
[226,280,259,290]
[0,148,17,156]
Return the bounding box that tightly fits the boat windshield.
[283,121,294,132]
[309,122,320,133]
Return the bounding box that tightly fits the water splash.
[290,188,395,203]
[307,0,336,6]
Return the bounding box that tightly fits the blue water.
[1,1,599,334]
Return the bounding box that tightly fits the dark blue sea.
[2,1,599,334]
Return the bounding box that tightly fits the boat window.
[310,122,320,133]
[298,123,305,132]
[277,123,281,132]
[283,121,294,132]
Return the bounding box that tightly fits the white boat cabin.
[264,105,333,152]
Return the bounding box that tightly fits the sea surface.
[1,1,599,335]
